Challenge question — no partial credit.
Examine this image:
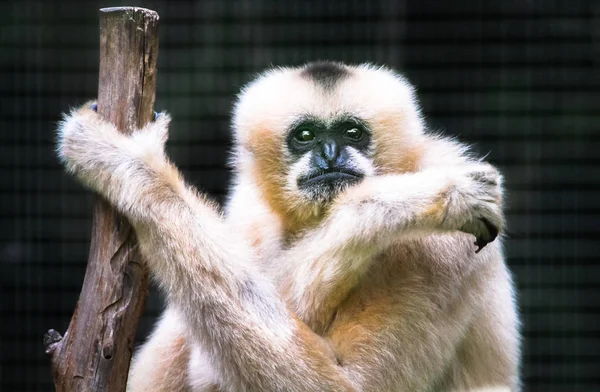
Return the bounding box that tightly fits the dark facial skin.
[286,115,372,202]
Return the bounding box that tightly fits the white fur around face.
[286,151,313,194]
[346,146,376,177]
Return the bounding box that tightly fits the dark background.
[1,0,599,391]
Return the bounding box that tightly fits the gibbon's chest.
[321,238,455,332]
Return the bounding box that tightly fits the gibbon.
[57,61,520,391]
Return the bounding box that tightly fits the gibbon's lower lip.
[301,171,361,186]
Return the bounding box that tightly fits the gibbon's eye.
[345,128,363,140]
[295,128,316,142]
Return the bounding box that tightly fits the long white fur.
[57,62,520,391]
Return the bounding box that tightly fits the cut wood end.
[99,6,159,21]
[44,329,63,355]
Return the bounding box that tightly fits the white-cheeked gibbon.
[57,61,520,391]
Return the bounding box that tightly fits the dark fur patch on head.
[300,61,349,90]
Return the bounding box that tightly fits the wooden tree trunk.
[44,7,160,392]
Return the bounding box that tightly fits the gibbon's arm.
[58,107,358,390]
[278,164,504,333]
[57,107,503,390]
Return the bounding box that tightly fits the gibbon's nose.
[314,141,341,169]
[322,141,339,163]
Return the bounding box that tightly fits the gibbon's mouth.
[299,168,363,187]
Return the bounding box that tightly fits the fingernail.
[91,103,98,112]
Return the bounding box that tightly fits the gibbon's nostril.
[322,141,339,162]
[335,150,347,166]
[313,153,329,170]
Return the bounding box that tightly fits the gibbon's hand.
[56,101,171,194]
[448,163,504,252]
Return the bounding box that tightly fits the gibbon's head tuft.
[230,61,426,231]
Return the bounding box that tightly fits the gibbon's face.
[286,114,373,203]
[232,61,425,222]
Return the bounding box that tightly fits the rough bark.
[44,7,160,392]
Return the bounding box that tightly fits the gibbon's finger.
[91,102,160,123]
[474,217,499,253]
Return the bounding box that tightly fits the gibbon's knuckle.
[467,169,484,182]
[465,163,499,188]
[469,170,495,188]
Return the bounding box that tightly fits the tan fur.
[370,113,425,173]
[57,62,520,391]
[247,125,288,222]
